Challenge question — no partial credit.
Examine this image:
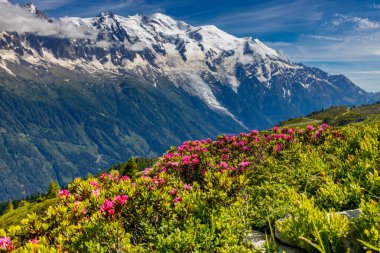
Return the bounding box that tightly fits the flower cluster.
[58,189,70,199]
[0,236,13,251]
[100,195,129,216]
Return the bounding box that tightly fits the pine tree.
[121,158,139,178]
[5,201,13,213]
[47,181,60,198]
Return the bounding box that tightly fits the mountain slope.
[0,3,375,200]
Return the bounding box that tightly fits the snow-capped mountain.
[0,10,370,126]
[0,4,374,200]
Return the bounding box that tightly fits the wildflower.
[74,201,81,211]
[169,188,177,195]
[143,168,152,176]
[174,197,182,204]
[287,128,295,135]
[115,195,128,206]
[89,180,99,188]
[100,173,108,180]
[182,155,190,165]
[92,189,100,198]
[315,130,322,139]
[121,175,129,181]
[276,144,282,153]
[220,162,229,169]
[29,238,39,244]
[59,189,70,199]
[238,161,251,167]
[306,125,315,131]
[273,126,279,132]
[100,199,115,216]
[81,208,87,214]
[250,130,259,135]
[192,158,200,164]
[0,236,13,250]
[184,184,192,190]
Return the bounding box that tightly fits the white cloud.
[307,35,344,41]
[0,1,94,38]
[332,14,379,31]
[352,17,379,30]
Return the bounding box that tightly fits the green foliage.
[0,119,380,252]
[354,200,380,249]
[276,193,350,252]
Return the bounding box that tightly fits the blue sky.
[9,0,380,92]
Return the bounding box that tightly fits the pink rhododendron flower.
[287,128,295,135]
[220,162,229,169]
[174,197,182,203]
[250,130,259,135]
[184,184,192,190]
[143,168,152,176]
[92,189,100,198]
[272,126,279,132]
[81,208,87,214]
[276,144,282,153]
[115,195,128,206]
[238,161,250,167]
[307,125,315,131]
[89,180,99,188]
[100,173,108,180]
[315,130,322,139]
[169,188,177,195]
[74,201,81,211]
[221,154,229,160]
[59,189,70,199]
[182,155,190,165]
[121,175,129,181]
[100,199,115,216]
[29,238,39,244]
[0,236,13,250]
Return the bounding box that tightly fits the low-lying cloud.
[0,1,94,38]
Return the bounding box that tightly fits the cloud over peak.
[0,1,93,38]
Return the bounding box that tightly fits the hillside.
[0,118,379,252]
[280,102,380,128]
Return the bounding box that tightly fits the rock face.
[248,230,306,253]
[0,3,376,200]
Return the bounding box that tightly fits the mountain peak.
[97,11,116,18]
[25,2,37,14]
[24,2,49,19]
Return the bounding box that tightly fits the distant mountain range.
[0,2,378,201]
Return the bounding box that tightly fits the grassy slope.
[280,102,380,127]
[2,103,379,230]
[0,198,58,229]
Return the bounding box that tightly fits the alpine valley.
[0,2,377,201]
